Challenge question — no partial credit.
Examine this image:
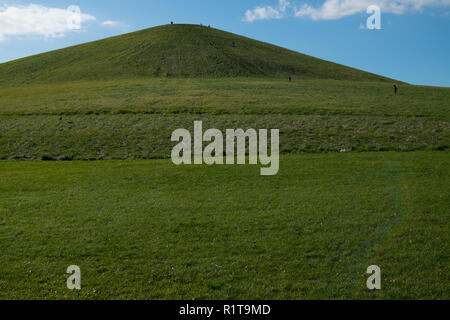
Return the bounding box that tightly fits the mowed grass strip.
[0,152,448,299]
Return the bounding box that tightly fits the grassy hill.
[0,24,391,86]
[0,24,448,300]
[0,24,447,161]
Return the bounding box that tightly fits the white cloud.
[244,0,450,22]
[279,0,292,11]
[0,4,96,41]
[101,20,130,30]
[294,0,450,20]
[102,20,121,27]
[244,0,291,22]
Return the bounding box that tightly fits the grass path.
[358,156,449,299]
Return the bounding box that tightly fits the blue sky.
[1,0,449,86]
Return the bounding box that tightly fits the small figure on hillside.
[171,21,174,25]
[288,76,292,81]
[393,84,398,95]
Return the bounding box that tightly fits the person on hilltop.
[393,84,398,95]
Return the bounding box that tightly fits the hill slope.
[0,24,391,85]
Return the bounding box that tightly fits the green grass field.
[0,24,448,300]
[0,152,448,299]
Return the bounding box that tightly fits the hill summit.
[0,24,390,85]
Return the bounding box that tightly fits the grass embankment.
[0,152,448,299]
[0,78,448,160]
